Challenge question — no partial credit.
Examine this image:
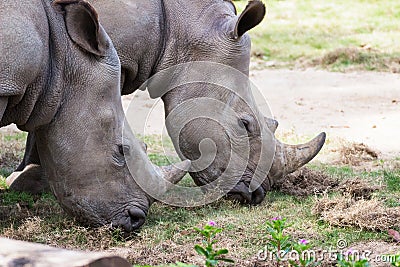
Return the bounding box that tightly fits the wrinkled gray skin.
[9,0,325,205]
[1,0,189,232]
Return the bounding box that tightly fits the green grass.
[381,170,400,207]
[1,191,35,207]
[2,132,27,142]
[385,170,400,192]
[0,176,7,189]
[234,0,400,71]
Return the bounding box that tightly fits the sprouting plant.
[264,216,292,266]
[289,239,320,267]
[336,249,370,267]
[194,221,234,267]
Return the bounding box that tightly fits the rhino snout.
[114,207,146,233]
[128,207,146,230]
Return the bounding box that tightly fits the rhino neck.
[91,0,166,95]
[0,0,68,132]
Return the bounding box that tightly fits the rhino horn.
[269,132,326,180]
[159,159,191,185]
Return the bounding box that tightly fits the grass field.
[235,0,400,72]
[0,132,399,266]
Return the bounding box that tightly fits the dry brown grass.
[308,47,400,73]
[336,142,379,166]
[0,191,124,251]
[338,178,382,200]
[2,219,121,251]
[274,167,339,197]
[312,196,400,231]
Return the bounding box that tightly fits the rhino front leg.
[6,132,50,194]
[15,132,41,171]
[6,164,48,195]
[0,98,45,194]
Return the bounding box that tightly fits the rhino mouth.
[226,183,265,204]
[192,168,270,205]
[62,197,148,234]
[112,207,146,233]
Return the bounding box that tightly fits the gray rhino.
[0,0,189,232]
[9,0,325,205]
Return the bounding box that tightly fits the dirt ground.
[250,69,400,159]
[121,68,400,161]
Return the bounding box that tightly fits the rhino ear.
[233,0,266,39]
[54,0,108,56]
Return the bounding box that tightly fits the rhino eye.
[112,144,128,167]
[118,144,131,156]
[238,118,251,133]
[118,144,124,156]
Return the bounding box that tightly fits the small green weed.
[194,221,234,267]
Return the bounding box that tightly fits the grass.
[0,132,399,266]
[233,0,400,72]
[0,131,26,181]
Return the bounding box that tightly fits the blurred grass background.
[234,0,400,72]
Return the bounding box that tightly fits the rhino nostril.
[128,207,146,230]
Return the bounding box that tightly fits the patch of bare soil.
[312,196,400,231]
[336,142,379,166]
[107,234,248,266]
[274,167,340,196]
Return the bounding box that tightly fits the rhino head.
[0,0,189,232]
[152,0,325,204]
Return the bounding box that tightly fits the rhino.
[8,0,325,205]
[0,0,190,232]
